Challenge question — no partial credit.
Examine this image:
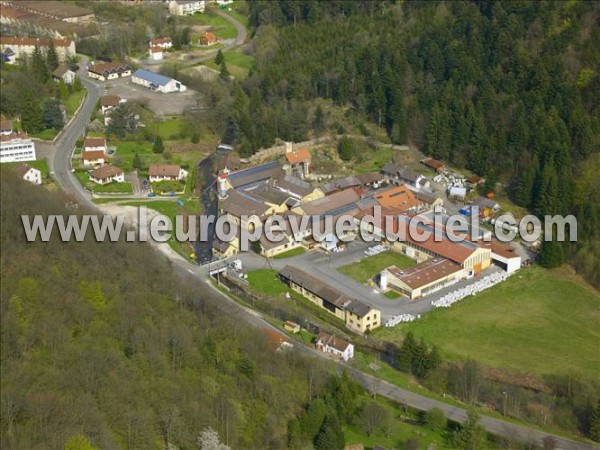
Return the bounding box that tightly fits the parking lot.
[102,76,199,116]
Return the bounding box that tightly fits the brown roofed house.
[148,164,188,181]
[199,31,218,46]
[88,61,132,81]
[89,165,124,185]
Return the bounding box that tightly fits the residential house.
[148,164,188,182]
[0,47,16,64]
[0,118,13,135]
[279,265,381,333]
[212,236,239,258]
[320,172,383,195]
[315,331,354,361]
[148,46,163,61]
[87,61,131,81]
[380,163,429,190]
[448,186,467,201]
[51,64,76,84]
[275,175,324,203]
[149,37,172,49]
[198,31,218,46]
[284,142,311,179]
[13,163,42,185]
[100,95,126,115]
[0,36,76,62]
[132,69,187,93]
[88,165,124,185]
[169,0,205,16]
[0,133,36,163]
[373,184,427,214]
[81,150,106,167]
[84,137,107,154]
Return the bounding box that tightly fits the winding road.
[38,11,597,450]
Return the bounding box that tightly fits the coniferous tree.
[215,49,224,65]
[454,410,487,450]
[46,42,59,72]
[42,98,64,130]
[18,89,43,133]
[398,331,417,373]
[219,61,230,80]
[314,415,345,450]
[153,135,165,154]
[31,46,49,83]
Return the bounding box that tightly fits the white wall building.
[315,332,354,361]
[148,164,188,182]
[148,46,164,61]
[14,163,42,185]
[131,69,186,93]
[0,133,36,163]
[0,37,76,63]
[84,137,107,155]
[89,165,124,185]
[169,0,205,16]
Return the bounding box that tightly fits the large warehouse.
[131,69,187,93]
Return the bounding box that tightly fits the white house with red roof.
[148,164,188,182]
[84,137,107,155]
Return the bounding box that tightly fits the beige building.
[279,266,381,333]
[88,62,131,81]
[0,36,76,63]
[169,0,205,16]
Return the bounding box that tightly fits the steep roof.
[52,64,72,78]
[316,331,352,352]
[285,148,311,164]
[149,164,181,178]
[223,189,270,218]
[276,175,314,197]
[100,95,121,107]
[82,150,106,160]
[150,37,171,45]
[84,137,106,148]
[90,165,122,180]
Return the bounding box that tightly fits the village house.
[279,265,381,333]
[212,236,239,258]
[88,165,124,185]
[0,132,36,163]
[275,175,324,203]
[320,172,383,195]
[373,184,429,214]
[87,61,131,81]
[148,164,188,182]
[84,137,107,154]
[132,69,187,93]
[0,36,76,63]
[169,0,205,16]
[100,95,126,115]
[284,143,311,179]
[0,118,13,135]
[315,331,354,361]
[81,150,106,168]
[13,163,42,185]
[421,157,446,173]
[148,46,163,61]
[198,31,218,46]
[149,37,172,49]
[380,163,429,190]
[51,64,76,84]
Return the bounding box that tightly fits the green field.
[202,50,254,79]
[339,251,417,284]
[148,117,187,140]
[247,269,289,297]
[184,11,237,39]
[31,128,59,141]
[64,90,86,116]
[92,181,133,194]
[375,266,600,378]
[272,247,306,259]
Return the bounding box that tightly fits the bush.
[424,408,447,432]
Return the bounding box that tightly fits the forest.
[221,0,598,285]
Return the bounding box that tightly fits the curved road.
[40,13,597,450]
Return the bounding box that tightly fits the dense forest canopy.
[0,172,336,449]
[228,0,599,285]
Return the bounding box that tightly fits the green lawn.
[202,50,254,79]
[31,128,59,141]
[272,247,306,259]
[375,266,600,378]
[64,90,86,116]
[92,181,133,194]
[5,159,49,179]
[149,117,187,140]
[338,251,417,284]
[247,269,289,297]
[183,11,237,39]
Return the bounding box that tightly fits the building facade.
[0,133,36,163]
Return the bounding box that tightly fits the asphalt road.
[39,16,598,450]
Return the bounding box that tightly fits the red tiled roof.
[149,46,162,53]
[82,150,106,160]
[84,137,106,148]
[100,95,120,107]
[0,36,73,48]
[285,148,311,164]
[149,164,181,178]
[0,132,28,142]
[422,158,446,171]
[88,62,131,76]
[90,165,122,180]
[150,37,171,46]
[374,185,420,211]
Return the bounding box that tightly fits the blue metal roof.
[133,69,173,86]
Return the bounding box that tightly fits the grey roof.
[321,172,382,194]
[279,266,373,318]
[250,184,292,206]
[223,190,270,218]
[4,47,14,56]
[473,196,499,209]
[277,175,314,197]
[381,163,420,183]
[52,64,72,78]
[227,161,282,189]
[133,69,174,87]
[299,188,360,216]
